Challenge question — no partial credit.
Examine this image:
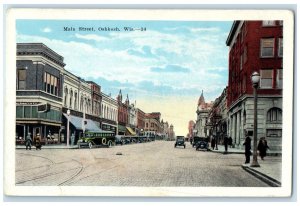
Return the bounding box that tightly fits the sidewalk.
[211,145,282,187]
[16,144,79,149]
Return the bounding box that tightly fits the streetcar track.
[58,158,84,186]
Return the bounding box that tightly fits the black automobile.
[195,137,209,151]
[174,136,186,148]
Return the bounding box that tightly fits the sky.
[16,20,233,136]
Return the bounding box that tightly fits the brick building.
[187,120,195,140]
[136,108,145,135]
[116,90,129,135]
[16,43,65,142]
[226,20,283,150]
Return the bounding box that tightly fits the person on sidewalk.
[211,136,216,150]
[223,135,228,154]
[25,133,32,150]
[243,135,252,164]
[228,136,233,148]
[257,137,269,160]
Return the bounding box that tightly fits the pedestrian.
[211,136,216,150]
[25,133,32,150]
[34,133,42,150]
[243,135,252,164]
[223,135,228,154]
[257,137,269,160]
[228,136,233,148]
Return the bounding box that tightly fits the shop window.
[267,108,282,122]
[261,38,274,57]
[31,106,38,118]
[16,106,24,118]
[260,69,273,88]
[266,129,282,137]
[24,106,31,118]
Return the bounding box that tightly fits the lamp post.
[67,109,70,148]
[250,71,260,167]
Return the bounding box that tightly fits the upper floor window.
[240,54,243,70]
[17,68,26,90]
[260,69,273,88]
[44,72,59,96]
[261,38,274,58]
[278,38,283,57]
[276,68,283,89]
[262,20,276,26]
[267,108,282,122]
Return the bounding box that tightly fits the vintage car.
[78,131,115,149]
[174,136,186,148]
[195,137,210,151]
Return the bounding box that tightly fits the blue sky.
[16,20,232,135]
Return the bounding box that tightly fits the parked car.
[78,131,115,149]
[174,136,186,148]
[195,137,210,151]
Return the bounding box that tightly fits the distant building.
[195,90,213,138]
[144,112,162,138]
[101,92,118,134]
[116,90,129,135]
[226,20,283,150]
[187,120,195,140]
[169,124,175,140]
[136,108,145,135]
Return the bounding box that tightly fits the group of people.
[25,133,42,150]
[243,136,269,164]
[210,135,233,151]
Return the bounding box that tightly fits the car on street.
[174,136,186,148]
[195,137,210,151]
[78,131,115,149]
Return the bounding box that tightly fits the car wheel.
[89,142,93,149]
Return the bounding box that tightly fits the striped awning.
[126,127,136,135]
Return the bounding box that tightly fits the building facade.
[16,43,65,142]
[136,108,145,135]
[116,90,129,135]
[101,92,118,134]
[187,120,195,140]
[226,20,283,150]
[195,91,213,138]
[144,112,162,138]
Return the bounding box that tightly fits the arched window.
[64,87,68,107]
[267,107,282,122]
[69,90,73,109]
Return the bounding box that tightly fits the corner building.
[226,21,283,151]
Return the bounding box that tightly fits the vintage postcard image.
[4,9,294,197]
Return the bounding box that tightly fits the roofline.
[226,21,240,46]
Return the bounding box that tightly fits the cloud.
[41,27,52,33]
[189,27,220,33]
[74,33,108,42]
[151,65,190,73]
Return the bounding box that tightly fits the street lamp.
[250,71,260,167]
[67,109,70,148]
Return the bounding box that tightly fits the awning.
[126,127,136,135]
[63,113,102,132]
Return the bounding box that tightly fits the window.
[260,69,273,88]
[261,38,274,57]
[267,129,282,138]
[44,72,59,96]
[277,69,283,89]
[146,123,148,128]
[267,108,282,122]
[243,46,247,63]
[69,90,73,109]
[240,54,243,70]
[64,88,68,107]
[17,69,26,90]
[74,93,78,110]
[278,38,283,57]
[262,20,276,26]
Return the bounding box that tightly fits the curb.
[210,149,281,156]
[241,165,281,187]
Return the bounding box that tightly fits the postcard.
[4,8,294,197]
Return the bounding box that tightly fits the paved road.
[15,141,269,187]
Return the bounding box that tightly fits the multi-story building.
[101,92,118,134]
[136,108,145,135]
[163,121,170,140]
[144,112,162,137]
[128,102,137,135]
[187,120,195,140]
[16,43,65,142]
[116,90,129,135]
[169,124,175,141]
[87,81,101,117]
[206,87,228,144]
[226,20,283,150]
[62,70,102,144]
[195,91,213,138]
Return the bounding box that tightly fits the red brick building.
[226,21,283,151]
[187,120,195,140]
[136,108,145,135]
[116,90,128,135]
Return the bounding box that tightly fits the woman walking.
[257,137,269,160]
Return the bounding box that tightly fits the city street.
[15,141,270,187]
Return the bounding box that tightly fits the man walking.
[243,135,252,164]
